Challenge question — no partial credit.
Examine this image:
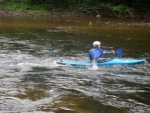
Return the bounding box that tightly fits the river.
[0,16,150,113]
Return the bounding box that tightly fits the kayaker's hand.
[111,50,115,54]
[103,51,107,54]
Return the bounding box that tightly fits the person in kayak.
[89,41,115,62]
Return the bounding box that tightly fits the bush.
[111,5,128,14]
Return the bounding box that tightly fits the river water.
[0,16,150,113]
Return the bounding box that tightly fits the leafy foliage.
[0,0,149,16]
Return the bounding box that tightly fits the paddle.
[106,48,123,57]
[115,48,123,57]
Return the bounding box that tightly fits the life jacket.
[89,48,103,61]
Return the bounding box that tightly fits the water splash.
[91,60,99,70]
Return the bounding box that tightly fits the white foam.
[91,60,99,70]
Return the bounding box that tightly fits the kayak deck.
[57,58,146,66]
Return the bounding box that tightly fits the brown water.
[0,16,150,113]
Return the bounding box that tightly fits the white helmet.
[93,41,101,47]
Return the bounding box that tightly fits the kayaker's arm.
[103,50,115,54]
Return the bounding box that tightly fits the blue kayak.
[57,58,146,66]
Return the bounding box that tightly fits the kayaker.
[89,41,115,62]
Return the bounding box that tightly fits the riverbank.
[0,11,89,17]
[0,10,150,19]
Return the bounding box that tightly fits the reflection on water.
[0,16,150,112]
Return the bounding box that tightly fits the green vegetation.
[0,0,150,18]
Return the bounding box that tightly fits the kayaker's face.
[97,44,101,48]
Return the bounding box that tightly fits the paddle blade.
[116,48,123,57]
